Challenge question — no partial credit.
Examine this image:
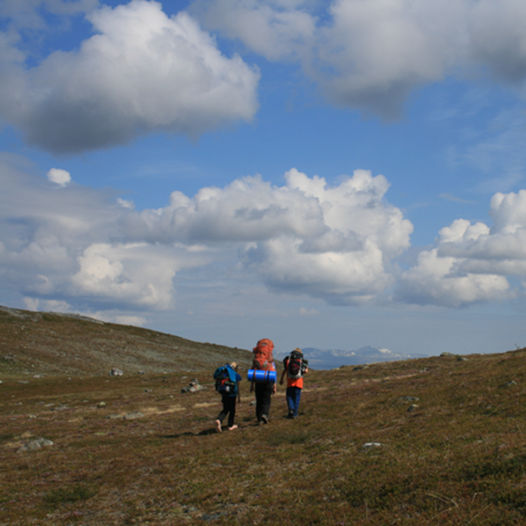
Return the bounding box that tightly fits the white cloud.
[6,152,526,315]
[46,168,71,187]
[397,248,511,307]
[245,235,389,304]
[117,198,134,210]
[189,0,316,61]
[21,297,147,327]
[240,168,412,304]
[126,173,327,243]
[71,242,180,309]
[313,0,466,116]
[398,189,526,306]
[0,0,259,153]
[1,154,413,313]
[4,0,526,148]
[490,190,526,233]
[123,167,413,304]
[438,219,490,244]
[190,0,526,116]
[23,297,73,313]
[0,156,207,312]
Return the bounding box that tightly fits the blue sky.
[1,0,526,357]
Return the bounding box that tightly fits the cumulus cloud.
[396,248,512,307]
[190,0,526,116]
[1,154,413,313]
[312,0,466,116]
[4,0,526,147]
[0,156,204,311]
[124,167,413,304]
[124,173,327,243]
[6,151,526,314]
[0,0,259,153]
[46,168,71,186]
[71,242,181,309]
[398,189,526,306]
[242,168,413,304]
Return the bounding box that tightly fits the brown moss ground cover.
[0,306,252,376]
[1,350,525,525]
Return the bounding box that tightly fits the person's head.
[294,348,302,354]
[230,361,238,370]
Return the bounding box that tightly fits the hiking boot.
[261,414,269,424]
[215,419,222,433]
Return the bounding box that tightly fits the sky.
[1,0,526,357]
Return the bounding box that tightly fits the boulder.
[181,378,204,393]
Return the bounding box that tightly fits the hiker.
[213,361,242,432]
[280,348,309,419]
[249,338,277,424]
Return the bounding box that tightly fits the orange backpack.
[252,338,275,371]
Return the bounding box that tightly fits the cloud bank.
[0,0,259,153]
[3,154,526,320]
[3,1,526,154]
[397,191,526,306]
[190,0,526,116]
[124,167,413,304]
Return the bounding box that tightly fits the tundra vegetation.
[0,307,524,525]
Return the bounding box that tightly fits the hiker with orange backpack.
[280,348,308,419]
[248,338,277,424]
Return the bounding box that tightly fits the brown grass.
[1,348,525,525]
[0,306,252,376]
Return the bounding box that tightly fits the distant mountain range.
[283,346,427,370]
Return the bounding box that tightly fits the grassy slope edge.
[0,305,252,377]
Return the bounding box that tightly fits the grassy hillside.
[1,346,524,525]
[0,306,252,377]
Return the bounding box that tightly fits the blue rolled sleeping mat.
[247,369,277,383]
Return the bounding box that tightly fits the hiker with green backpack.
[213,361,242,432]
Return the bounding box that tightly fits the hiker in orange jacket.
[280,348,308,419]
